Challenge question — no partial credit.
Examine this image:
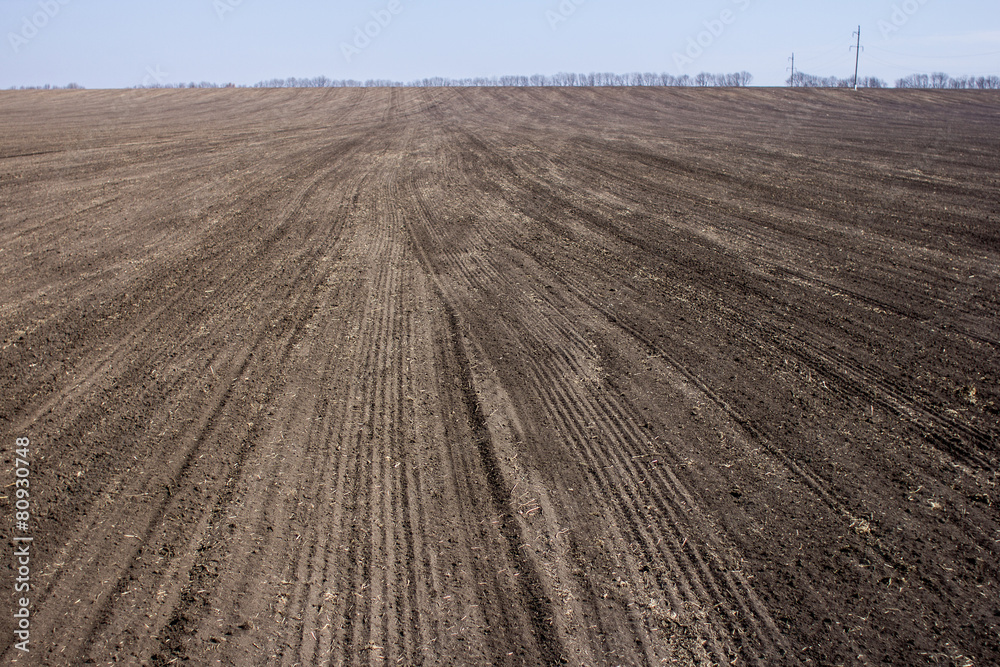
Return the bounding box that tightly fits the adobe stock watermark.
[546,0,587,31]
[7,0,72,54]
[11,437,33,653]
[673,0,751,71]
[341,0,404,63]
[142,65,169,87]
[213,0,248,22]
[878,0,930,39]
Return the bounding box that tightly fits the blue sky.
[2,0,998,88]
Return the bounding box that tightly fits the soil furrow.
[3,87,998,666]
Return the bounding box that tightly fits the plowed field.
[1,87,998,666]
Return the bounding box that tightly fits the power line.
[796,53,853,74]
[869,45,1000,59]
[866,53,1000,76]
[864,54,934,73]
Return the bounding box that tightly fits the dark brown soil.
[1,87,998,666]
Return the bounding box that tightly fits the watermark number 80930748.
[12,437,33,653]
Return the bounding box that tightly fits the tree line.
[250,72,755,88]
[894,73,1000,89]
[8,71,1000,91]
[6,83,84,90]
[787,72,888,88]
[788,71,1000,89]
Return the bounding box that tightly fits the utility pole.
[852,25,862,90]
[787,53,795,87]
